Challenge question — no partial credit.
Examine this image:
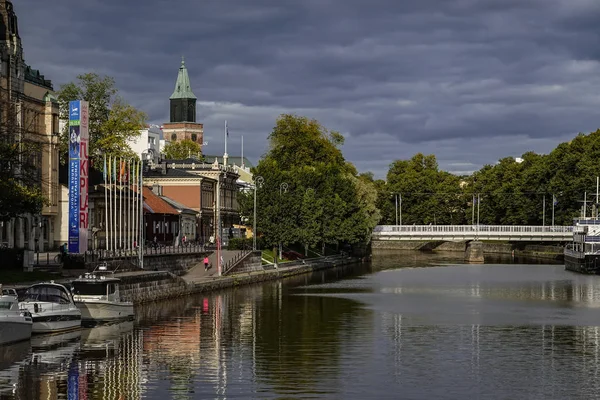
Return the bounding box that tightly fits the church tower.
[169,57,196,123]
[162,57,204,152]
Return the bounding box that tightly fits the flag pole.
[129,159,133,252]
[113,156,117,253]
[241,135,244,168]
[104,154,108,254]
[139,161,144,269]
[224,120,228,158]
[119,158,123,252]
[108,155,112,253]
[133,160,137,251]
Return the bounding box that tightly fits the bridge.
[372,225,573,242]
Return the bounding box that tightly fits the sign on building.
[68,100,89,253]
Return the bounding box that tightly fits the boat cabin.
[72,275,122,302]
[0,294,19,311]
[22,283,73,305]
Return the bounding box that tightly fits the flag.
[226,120,229,137]
[553,195,558,206]
[103,154,107,182]
[112,157,116,181]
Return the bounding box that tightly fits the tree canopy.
[239,114,380,254]
[57,73,146,166]
[382,129,600,226]
[163,139,202,160]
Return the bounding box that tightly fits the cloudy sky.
[17,0,600,178]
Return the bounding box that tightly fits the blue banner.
[68,159,80,253]
[68,100,82,254]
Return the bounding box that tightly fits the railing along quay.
[373,225,574,242]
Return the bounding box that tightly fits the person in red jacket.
[204,256,209,271]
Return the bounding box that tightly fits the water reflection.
[5,254,600,398]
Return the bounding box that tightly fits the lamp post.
[278,182,288,260]
[252,176,264,251]
[139,149,155,269]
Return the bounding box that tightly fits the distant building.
[127,124,163,160]
[143,158,240,242]
[161,57,204,150]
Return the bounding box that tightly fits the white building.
[128,124,163,159]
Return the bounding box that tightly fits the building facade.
[127,124,163,160]
[144,159,240,242]
[0,1,60,251]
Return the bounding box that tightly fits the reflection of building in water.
[77,322,143,399]
[12,331,81,398]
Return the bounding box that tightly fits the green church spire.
[170,56,196,100]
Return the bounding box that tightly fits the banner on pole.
[68,100,89,253]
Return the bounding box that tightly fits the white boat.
[0,286,32,345]
[565,218,600,274]
[18,282,81,334]
[72,273,134,324]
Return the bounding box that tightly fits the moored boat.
[0,285,32,345]
[72,273,134,324]
[564,218,600,274]
[18,282,81,333]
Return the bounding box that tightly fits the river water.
[2,251,600,399]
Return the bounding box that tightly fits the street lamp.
[278,182,288,260]
[252,176,264,251]
[391,193,401,226]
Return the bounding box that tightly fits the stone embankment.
[116,254,358,304]
[372,240,564,260]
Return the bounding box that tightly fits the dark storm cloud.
[17,0,600,177]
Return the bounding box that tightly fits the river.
[2,251,600,399]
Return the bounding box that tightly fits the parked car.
[282,250,304,260]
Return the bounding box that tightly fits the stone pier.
[464,241,485,263]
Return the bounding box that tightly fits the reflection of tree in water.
[253,282,370,396]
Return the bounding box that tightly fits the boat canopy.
[23,284,72,304]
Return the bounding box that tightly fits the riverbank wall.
[118,255,359,304]
[372,240,564,260]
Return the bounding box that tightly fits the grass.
[0,270,61,285]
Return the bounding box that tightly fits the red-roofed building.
[143,186,197,245]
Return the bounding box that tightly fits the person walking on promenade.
[204,256,209,271]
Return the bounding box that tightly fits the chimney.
[152,184,162,196]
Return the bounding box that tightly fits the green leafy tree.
[163,139,202,160]
[244,114,380,255]
[57,73,146,166]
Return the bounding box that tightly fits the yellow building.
[0,0,60,251]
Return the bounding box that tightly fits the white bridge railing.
[373,225,573,242]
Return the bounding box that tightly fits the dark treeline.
[377,130,600,226]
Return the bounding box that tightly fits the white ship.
[72,272,134,324]
[19,282,81,333]
[0,286,32,344]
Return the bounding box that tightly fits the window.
[171,133,177,141]
[191,133,197,142]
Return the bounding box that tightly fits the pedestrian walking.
[204,256,209,271]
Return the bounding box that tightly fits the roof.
[142,187,179,215]
[204,155,254,169]
[160,196,197,215]
[24,64,53,90]
[144,168,199,178]
[170,57,196,100]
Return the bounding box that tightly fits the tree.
[57,73,146,166]
[244,114,380,255]
[163,139,202,160]
[0,87,46,219]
